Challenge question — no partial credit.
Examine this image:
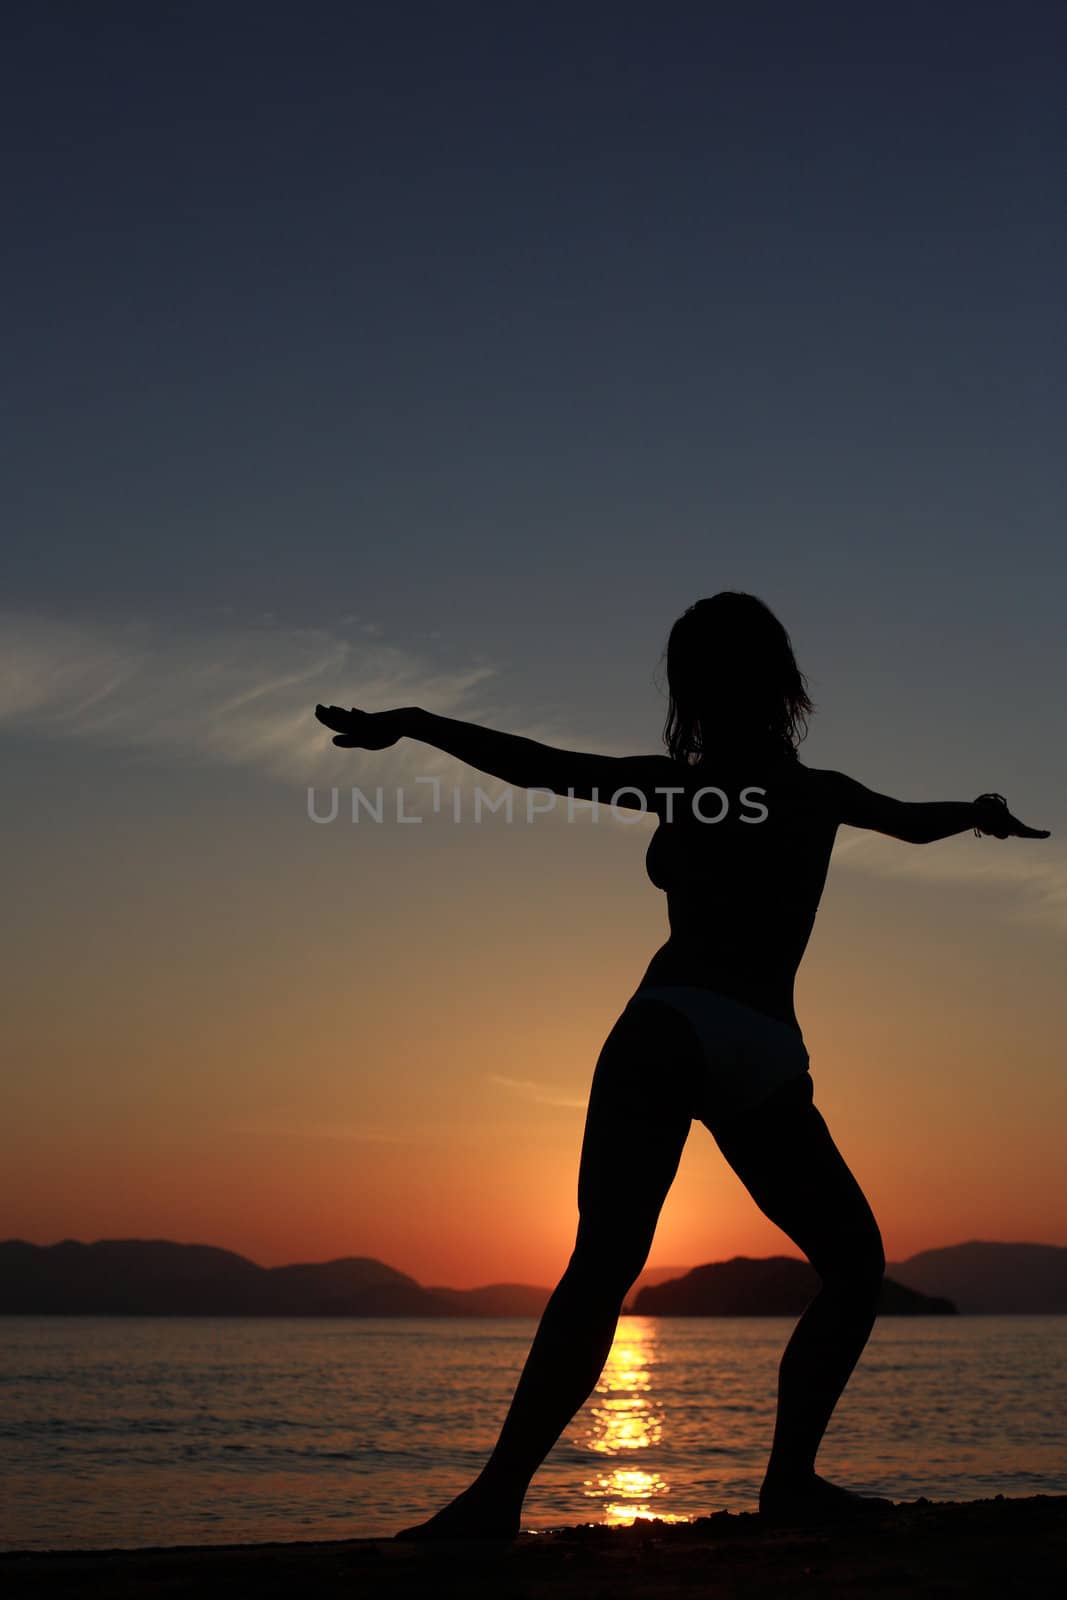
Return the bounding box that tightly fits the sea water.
[1,1314,1065,1550]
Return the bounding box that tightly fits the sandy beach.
[3,1496,1065,1599]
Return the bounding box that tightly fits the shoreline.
[3,1495,1065,1598]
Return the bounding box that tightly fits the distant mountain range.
[626,1243,1067,1316]
[1,1238,1063,1316]
[628,1256,955,1316]
[0,1240,453,1317]
[886,1242,1067,1314]
[426,1283,551,1316]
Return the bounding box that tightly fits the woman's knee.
[815,1218,885,1295]
[567,1231,649,1299]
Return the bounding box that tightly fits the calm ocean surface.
[2,1314,1065,1551]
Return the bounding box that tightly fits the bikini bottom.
[624,983,812,1122]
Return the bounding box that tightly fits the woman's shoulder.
[648,748,843,802]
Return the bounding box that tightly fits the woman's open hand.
[314,704,407,749]
[973,793,1050,839]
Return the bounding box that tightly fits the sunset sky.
[2,4,1065,1289]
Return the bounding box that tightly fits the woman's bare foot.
[393,1479,523,1542]
[759,1470,894,1526]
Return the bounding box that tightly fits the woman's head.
[662,592,813,764]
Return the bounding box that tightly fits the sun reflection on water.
[581,1316,689,1526]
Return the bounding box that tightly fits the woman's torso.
[637,755,839,1031]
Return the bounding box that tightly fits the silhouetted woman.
[315,591,1048,1537]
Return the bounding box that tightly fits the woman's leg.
[704,1073,888,1515]
[394,999,696,1539]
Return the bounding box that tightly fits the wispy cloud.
[485,1073,587,1109]
[834,828,1067,936]
[0,610,498,787]
[5,610,1058,931]
[0,609,641,823]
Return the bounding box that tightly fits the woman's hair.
[661,592,813,765]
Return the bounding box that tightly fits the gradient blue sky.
[2,3,1064,1283]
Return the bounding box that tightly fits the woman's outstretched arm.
[315,704,678,809]
[825,770,1050,843]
